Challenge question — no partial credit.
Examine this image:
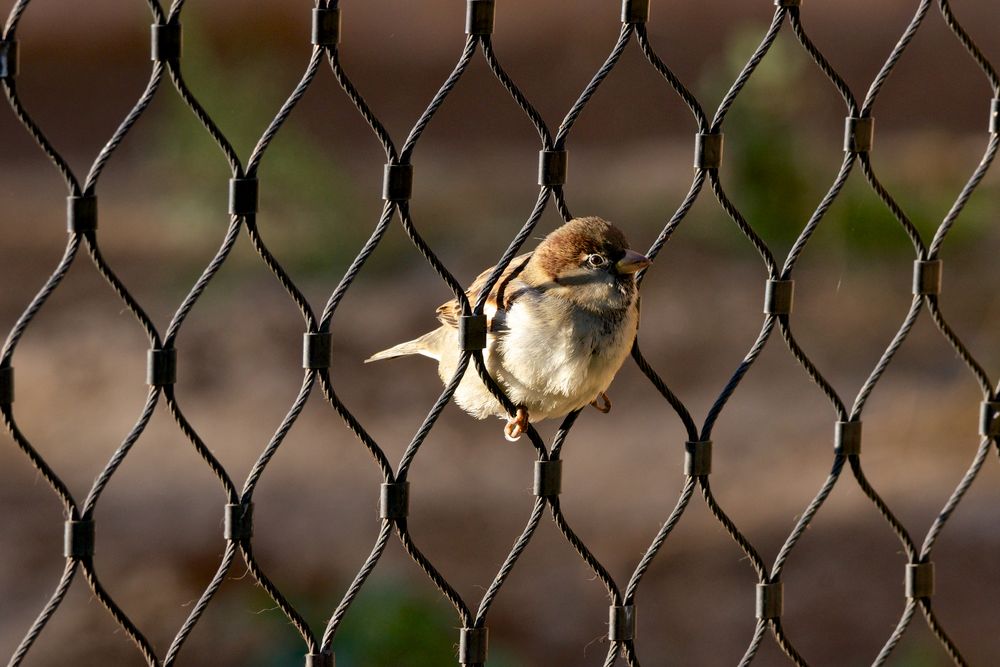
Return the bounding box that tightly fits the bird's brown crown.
[530,216,630,278]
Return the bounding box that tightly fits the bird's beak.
[615,249,651,274]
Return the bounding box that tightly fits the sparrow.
[366,216,649,441]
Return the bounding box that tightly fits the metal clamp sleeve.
[459,626,488,664]
[311,8,341,46]
[906,562,934,599]
[382,164,413,201]
[147,348,177,386]
[459,315,487,351]
[379,482,409,519]
[229,178,259,216]
[0,40,19,79]
[621,0,649,24]
[466,0,495,36]
[756,582,783,619]
[912,260,942,295]
[695,133,724,169]
[64,520,95,558]
[538,150,568,187]
[533,460,562,497]
[67,195,98,234]
[0,366,12,405]
[224,503,254,541]
[151,23,182,61]
[980,401,1000,437]
[764,279,794,315]
[684,440,712,476]
[835,421,862,455]
[844,116,874,153]
[303,332,332,369]
[608,605,636,641]
[305,651,334,667]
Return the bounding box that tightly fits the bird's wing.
[436,252,533,330]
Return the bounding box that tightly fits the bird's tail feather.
[364,330,442,363]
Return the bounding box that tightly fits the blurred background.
[1,1,999,665]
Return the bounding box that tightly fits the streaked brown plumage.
[367,216,649,440]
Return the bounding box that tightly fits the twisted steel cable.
[0,0,996,665]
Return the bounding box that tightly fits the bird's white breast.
[493,290,638,421]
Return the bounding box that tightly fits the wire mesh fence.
[1,0,998,665]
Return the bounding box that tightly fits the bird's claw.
[504,407,529,442]
[590,392,612,413]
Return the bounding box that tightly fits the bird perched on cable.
[366,216,649,441]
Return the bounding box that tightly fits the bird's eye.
[586,254,607,268]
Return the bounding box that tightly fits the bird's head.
[524,216,650,311]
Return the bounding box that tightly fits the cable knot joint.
[0,366,12,405]
[151,22,182,61]
[608,605,636,641]
[459,315,487,351]
[305,651,334,667]
[764,279,794,315]
[382,163,413,201]
[835,420,861,456]
[533,459,562,497]
[538,150,568,187]
[147,348,177,386]
[466,0,495,36]
[311,8,341,47]
[64,519,95,559]
[980,401,1000,437]
[67,195,97,234]
[303,332,332,369]
[844,116,874,153]
[224,502,254,541]
[694,132,723,170]
[756,582,783,619]
[621,0,649,24]
[0,40,19,79]
[379,482,409,519]
[912,259,942,295]
[229,178,259,216]
[459,626,488,664]
[684,440,712,476]
[905,562,934,599]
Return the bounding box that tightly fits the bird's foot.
[590,392,612,413]
[504,407,529,442]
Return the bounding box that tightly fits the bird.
[365,216,650,441]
